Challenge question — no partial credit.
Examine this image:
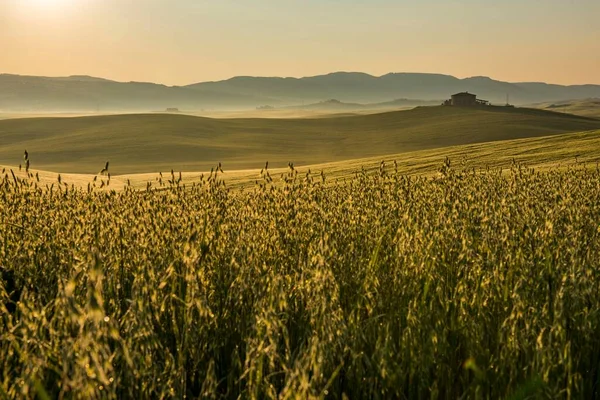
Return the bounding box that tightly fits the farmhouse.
[443,92,490,107]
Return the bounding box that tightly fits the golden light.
[30,0,69,4]
[12,0,79,18]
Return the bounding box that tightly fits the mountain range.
[1,72,600,112]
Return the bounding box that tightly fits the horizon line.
[2,71,600,88]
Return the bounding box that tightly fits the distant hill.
[187,72,600,105]
[284,98,442,112]
[1,106,599,174]
[2,72,600,112]
[531,98,600,119]
[285,99,368,111]
[0,74,274,112]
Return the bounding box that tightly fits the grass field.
[1,106,599,174]
[3,128,600,191]
[0,109,386,121]
[532,98,600,119]
[2,157,600,398]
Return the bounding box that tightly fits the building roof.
[452,92,476,97]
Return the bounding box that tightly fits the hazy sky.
[1,0,599,85]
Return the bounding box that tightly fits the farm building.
[443,92,490,107]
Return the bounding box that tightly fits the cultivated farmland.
[2,161,600,398]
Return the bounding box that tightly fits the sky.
[1,0,599,85]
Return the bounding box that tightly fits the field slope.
[2,137,600,398]
[532,98,600,118]
[4,129,600,191]
[0,106,599,174]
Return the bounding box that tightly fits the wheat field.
[2,158,600,398]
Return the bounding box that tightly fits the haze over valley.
[2,72,600,113]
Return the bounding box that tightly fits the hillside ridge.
[2,72,600,112]
[1,106,599,174]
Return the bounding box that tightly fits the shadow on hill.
[1,106,599,174]
[463,105,600,121]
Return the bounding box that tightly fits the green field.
[532,98,600,119]
[1,106,599,175]
[3,128,600,191]
[2,159,600,398]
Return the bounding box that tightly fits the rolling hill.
[4,129,600,192]
[0,74,273,112]
[1,106,599,175]
[187,73,600,105]
[282,98,442,112]
[531,98,600,118]
[2,72,600,112]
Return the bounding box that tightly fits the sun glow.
[30,0,70,5]
[10,0,80,19]
[20,0,75,12]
